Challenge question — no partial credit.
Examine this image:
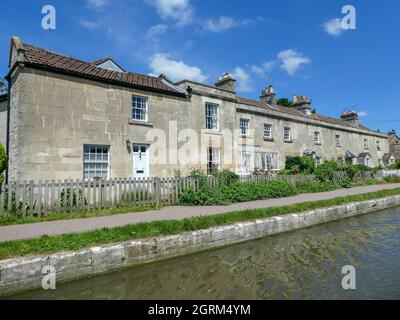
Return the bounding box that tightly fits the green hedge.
[178,180,297,206]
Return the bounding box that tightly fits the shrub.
[383,175,400,183]
[296,181,338,193]
[314,160,352,188]
[388,160,400,170]
[187,168,208,187]
[213,170,239,186]
[179,180,296,206]
[60,187,85,208]
[285,156,316,174]
[0,143,7,185]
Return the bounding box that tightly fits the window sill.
[336,145,342,148]
[241,135,252,139]
[314,143,322,146]
[204,130,223,136]
[128,120,154,127]
[263,137,274,142]
[284,140,293,143]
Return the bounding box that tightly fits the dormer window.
[93,57,126,73]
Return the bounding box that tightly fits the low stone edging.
[1,195,400,297]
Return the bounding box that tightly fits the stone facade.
[389,130,400,161]
[2,37,391,181]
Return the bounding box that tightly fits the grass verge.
[0,205,158,227]
[0,188,399,261]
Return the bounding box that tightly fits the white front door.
[133,144,149,178]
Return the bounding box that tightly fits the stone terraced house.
[0,37,394,182]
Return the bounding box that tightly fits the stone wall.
[1,195,400,297]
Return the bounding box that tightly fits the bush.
[285,156,316,174]
[388,160,400,170]
[314,160,352,188]
[179,180,296,206]
[383,175,400,183]
[296,181,339,193]
[60,187,85,208]
[187,168,208,187]
[213,170,239,186]
[0,143,7,185]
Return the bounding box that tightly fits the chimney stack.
[260,85,277,107]
[215,72,236,93]
[340,110,359,126]
[292,95,312,116]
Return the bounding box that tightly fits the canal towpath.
[0,183,399,242]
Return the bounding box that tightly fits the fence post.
[157,177,161,207]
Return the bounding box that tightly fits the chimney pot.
[292,95,312,116]
[260,85,277,107]
[340,110,359,126]
[215,72,236,93]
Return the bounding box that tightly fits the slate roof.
[236,96,376,133]
[19,42,186,97]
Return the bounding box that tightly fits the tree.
[277,98,292,108]
[0,143,7,184]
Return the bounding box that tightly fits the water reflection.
[9,208,400,300]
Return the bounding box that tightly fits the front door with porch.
[132,144,149,178]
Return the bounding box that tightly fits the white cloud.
[277,49,311,76]
[358,111,368,117]
[149,53,207,82]
[152,0,194,27]
[203,16,263,32]
[79,18,99,31]
[86,0,108,9]
[323,18,345,36]
[233,67,253,92]
[251,60,277,77]
[146,24,168,40]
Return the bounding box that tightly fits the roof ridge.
[22,42,161,81]
[18,40,186,96]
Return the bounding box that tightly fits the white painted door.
[133,144,149,178]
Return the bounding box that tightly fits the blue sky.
[1,0,399,132]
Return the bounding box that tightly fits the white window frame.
[240,118,250,136]
[315,156,322,166]
[238,150,253,174]
[132,96,148,122]
[265,153,278,170]
[364,156,372,167]
[205,102,219,131]
[264,124,273,139]
[83,145,109,179]
[207,147,220,175]
[364,139,369,150]
[336,135,341,147]
[314,131,321,144]
[284,127,292,141]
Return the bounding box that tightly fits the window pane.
[83,145,109,179]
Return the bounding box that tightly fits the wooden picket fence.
[0,176,220,215]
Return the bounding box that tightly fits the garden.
[177,156,400,206]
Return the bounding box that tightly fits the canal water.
[9,207,400,300]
